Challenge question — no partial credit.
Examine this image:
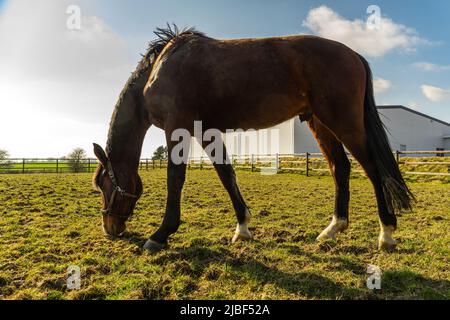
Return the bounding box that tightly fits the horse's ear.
[93,143,108,166]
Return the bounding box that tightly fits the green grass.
[0,170,448,300]
[0,163,88,174]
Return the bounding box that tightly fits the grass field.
[0,170,448,300]
[0,161,90,174]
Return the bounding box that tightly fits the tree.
[152,146,168,161]
[67,148,87,173]
[0,149,9,161]
[0,149,10,171]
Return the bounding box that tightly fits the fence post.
[87,158,90,173]
[160,159,162,169]
[22,159,25,174]
[306,152,310,177]
[200,157,203,170]
[251,154,254,172]
[276,153,280,172]
[146,159,149,171]
[396,150,400,164]
[56,158,59,174]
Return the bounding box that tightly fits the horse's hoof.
[232,231,253,243]
[378,238,397,252]
[316,231,336,241]
[378,224,397,252]
[316,217,348,242]
[231,217,253,244]
[143,239,166,253]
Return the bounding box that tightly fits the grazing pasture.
[0,170,448,300]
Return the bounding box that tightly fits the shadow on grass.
[121,231,148,248]
[382,270,450,299]
[150,243,450,299]
[118,229,450,299]
[151,244,363,299]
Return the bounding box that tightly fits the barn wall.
[378,108,450,151]
[291,107,450,154]
[444,138,450,150]
[293,118,320,154]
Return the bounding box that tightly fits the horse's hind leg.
[339,135,398,250]
[201,138,252,243]
[316,113,398,250]
[307,116,351,241]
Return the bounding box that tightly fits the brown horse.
[93,25,413,252]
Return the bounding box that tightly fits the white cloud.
[0,0,137,157]
[413,62,450,72]
[303,6,427,57]
[421,85,450,102]
[407,101,420,110]
[0,0,129,83]
[373,77,392,93]
[0,0,134,124]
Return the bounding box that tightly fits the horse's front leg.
[144,136,188,253]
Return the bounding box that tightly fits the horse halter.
[100,160,141,219]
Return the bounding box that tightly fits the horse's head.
[92,143,143,238]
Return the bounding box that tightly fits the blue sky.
[80,0,450,119]
[0,0,449,157]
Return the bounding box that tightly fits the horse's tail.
[358,54,414,214]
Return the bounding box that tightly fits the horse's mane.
[115,23,206,110]
[133,24,206,84]
[144,24,206,63]
[104,24,206,156]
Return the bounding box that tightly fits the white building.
[189,105,450,158]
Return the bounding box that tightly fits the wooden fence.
[0,150,449,177]
[185,150,450,177]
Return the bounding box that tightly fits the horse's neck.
[106,82,150,170]
[106,57,154,170]
[106,115,148,171]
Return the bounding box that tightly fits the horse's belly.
[200,92,309,131]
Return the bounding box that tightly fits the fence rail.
[0,150,449,177]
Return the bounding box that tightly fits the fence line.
[0,150,449,177]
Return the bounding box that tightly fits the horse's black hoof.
[143,239,166,253]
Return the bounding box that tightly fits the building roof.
[377,105,450,127]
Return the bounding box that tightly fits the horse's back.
[145,34,365,131]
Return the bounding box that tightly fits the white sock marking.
[316,216,348,241]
